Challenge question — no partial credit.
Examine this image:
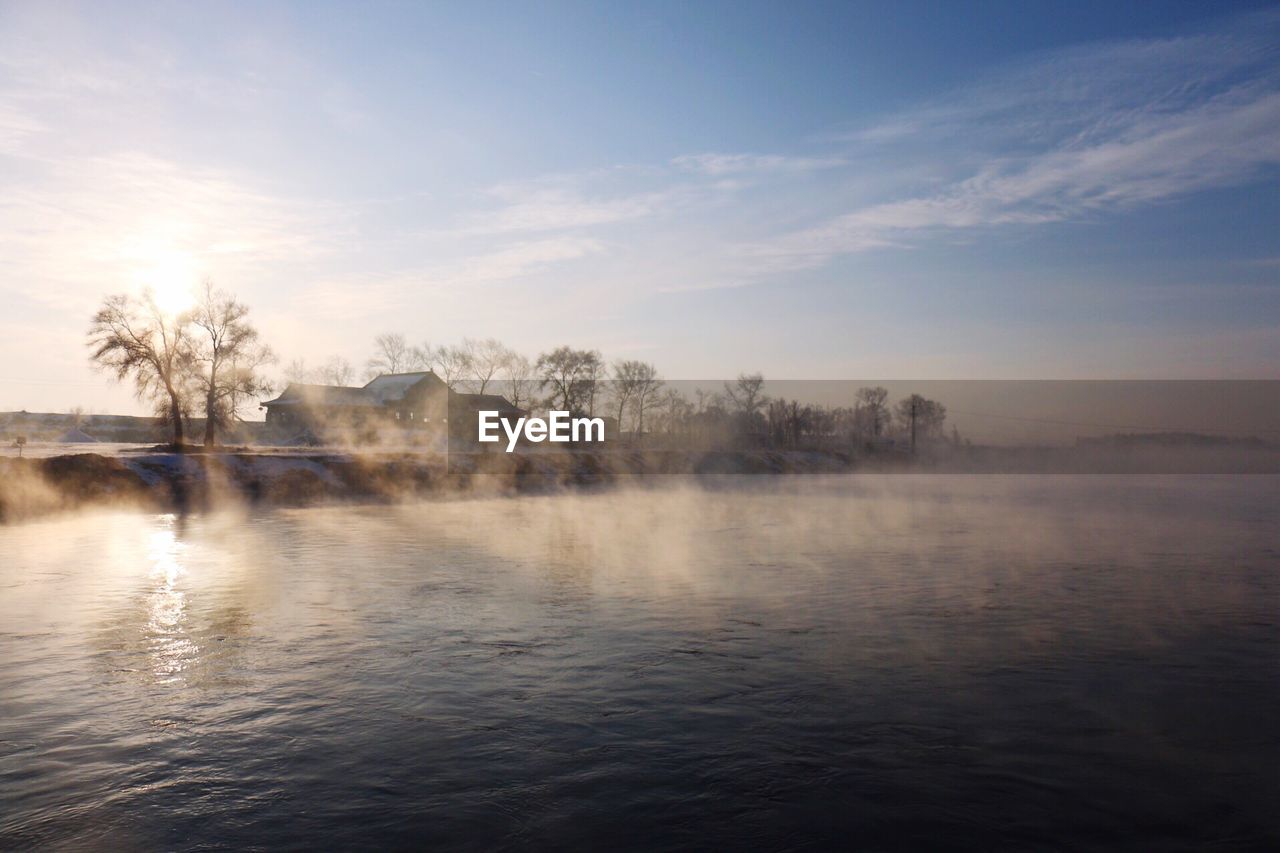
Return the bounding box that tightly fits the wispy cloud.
[756,13,1280,270]
[450,236,605,281]
[457,185,673,235]
[671,152,846,176]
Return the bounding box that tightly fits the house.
[261,371,524,451]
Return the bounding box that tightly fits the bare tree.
[630,362,663,435]
[656,388,692,435]
[695,388,723,414]
[411,341,437,374]
[767,398,813,449]
[460,338,511,394]
[284,358,312,384]
[433,344,471,390]
[894,394,947,454]
[501,352,538,412]
[88,292,193,446]
[611,360,663,434]
[584,352,606,416]
[535,346,602,415]
[317,356,354,386]
[609,360,640,429]
[366,333,415,377]
[724,372,767,436]
[188,281,274,447]
[724,373,766,416]
[855,386,890,439]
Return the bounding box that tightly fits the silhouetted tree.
[317,356,354,386]
[724,372,767,437]
[88,292,193,446]
[609,360,641,430]
[461,338,511,394]
[366,333,415,377]
[610,360,662,434]
[501,352,538,412]
[188,281,274,447]
[724,373,766,416]
[283,358,311,384]
[895,394,947,453]
[855,386,890,439]
[767,398,814,448]
[432,344,470,390]
[656,388,693,435]
[583,353,607,416]
[536,346,602,415]
[695,388,723,414]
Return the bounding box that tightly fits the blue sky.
[1,0,1277,413]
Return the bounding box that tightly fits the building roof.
[262,383,380,408]
[452,391,525,415]
[361,371,444,405]
[261,373,525,418]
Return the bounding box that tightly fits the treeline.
[87,282,951,453]
[293,333,953,454]
[628,376,952,453]
[284,337,664,431]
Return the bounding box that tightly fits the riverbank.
[0,449,855,522]
[4,443,1276,522]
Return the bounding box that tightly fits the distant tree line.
[88,291,951,453]
[291,332,952,454]
[642,377,950,454]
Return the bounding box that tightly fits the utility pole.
[230,355,239,438]
[909,396,917,456]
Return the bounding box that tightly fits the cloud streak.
[758,14,1280,269]
[457,185,673,235]
[671,152,846,176]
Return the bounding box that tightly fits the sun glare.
[135,248,198,317]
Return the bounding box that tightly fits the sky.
[1,0,1278,415]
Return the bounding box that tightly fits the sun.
[135,247,198,317]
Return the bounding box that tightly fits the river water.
[1,476,1277,850]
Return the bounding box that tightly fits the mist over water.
[2,476,1277,849]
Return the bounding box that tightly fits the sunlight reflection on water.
[144,516,196,686]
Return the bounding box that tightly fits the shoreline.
[0,449,857,522]
[3,445,1277,523]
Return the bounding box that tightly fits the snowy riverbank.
[0,449,855,521]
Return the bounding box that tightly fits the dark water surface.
[2,476,1277,850]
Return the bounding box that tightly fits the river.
[2,475,1277,849]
